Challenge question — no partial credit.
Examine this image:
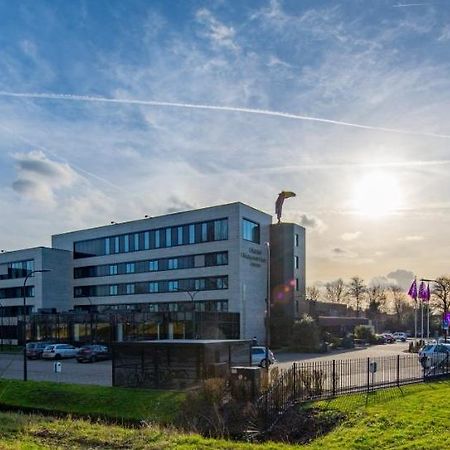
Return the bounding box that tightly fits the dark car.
[76,345,110,363]
[26,341,55,359]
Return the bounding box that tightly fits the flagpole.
[427,301,430,341]
[421,298,424,341]
[414,299,417,343]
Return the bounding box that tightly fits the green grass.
[305,380,450,449]
[0,379,185,424]
[0,380,449,449]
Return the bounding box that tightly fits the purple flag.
[425,283,431,303]
[408,279,417,300]
[418,281,427,301]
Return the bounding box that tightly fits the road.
[0,352,111,386]
[275,341,410,370]
[0,342,417,388]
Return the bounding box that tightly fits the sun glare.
[352,172,402,217]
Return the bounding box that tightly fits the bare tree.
[306,286,320,303]
[390,285,408,325]
[431,276,450,341]
[347,276,367,317]
[367,284,387,318]
[325,279,347,303]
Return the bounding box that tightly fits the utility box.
[230,366,262,401]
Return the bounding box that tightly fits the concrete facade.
[0,247,72,314]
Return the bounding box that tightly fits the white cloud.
[341,231,361,241]
[398,235,425,242]
[195,9,238,50]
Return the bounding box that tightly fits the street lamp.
[265,242,271,370]
[173,287,200,339]
[86,296,95,343]
[23,269,51,381]
[421,278,448,343]
[0,301,4,352]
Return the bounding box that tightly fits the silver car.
[42,344,79,360]
[419,343,450,369]
[251,346,276,367]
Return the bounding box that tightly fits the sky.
[1,0,450,289]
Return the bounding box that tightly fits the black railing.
[258,353,450,428]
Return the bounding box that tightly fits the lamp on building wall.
[23,269,51,382]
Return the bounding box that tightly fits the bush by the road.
[354,325,377,344]
[290,314,321,352]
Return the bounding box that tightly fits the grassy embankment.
[0,379,449,449]
[0,379,184,424]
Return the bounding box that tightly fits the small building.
[112,339,251,389]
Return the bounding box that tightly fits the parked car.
[418,343,450,369]
[375,334,387,344]
[251,346,276,367]
[76,345,110,363]
[392,332,407,342]
[381,333,396,344]
[26,341,55,359]
[41,344,79,359]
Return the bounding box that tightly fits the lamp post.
[421,278,448,343]
[23,269,51,381]
[174,288,200,338]
[265,242,271,370]
[0,301,4,351]
[86,297,95,343]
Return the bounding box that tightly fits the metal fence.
[259,353,450,427]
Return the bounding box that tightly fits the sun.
[352,172,402,217]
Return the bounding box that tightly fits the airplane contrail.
[393,3,431,7]
[0,90,449,139]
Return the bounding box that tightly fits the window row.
[74,252,228,279]
[0,259,34,280]
[74,276,229,298]
[73,218,228,259]
[75,300,229,313]
[0,285,34,299]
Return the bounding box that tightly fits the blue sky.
[1,0,450,286]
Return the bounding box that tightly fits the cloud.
[165,196,198,214]
[341,231,361,241]
[297,214,327,232]
[386,269,415,290]
[398,235,425,241]
[12,150,78,205]
[195,9,238,50]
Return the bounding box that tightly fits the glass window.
[201,223,208,242]
[109,285,118,296]
[296,278,299,291]
[189,224,195,244]
[109,265,118,275]
[124,235,129,252]
[166,228,172,247]
[126,284,135,295]
[214,219,228,240]
[168,280,179,292]
[149,260,158,271]
[168,258,178,270]
[295,256,299,269]
[149,282,159,293]
[195,278,206,290]
[242,219,260,243]
[114,236,120,253]
[126,263,135,274]
[105,238,110,255]
[144,231,150,250]
[295,233,299,247]
[134,233,139,251]
[155,230,161,248]
[177,226,183,245]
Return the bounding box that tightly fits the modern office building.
[0,202,306,345]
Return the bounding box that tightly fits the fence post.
[293,362,296,401]
[397,354,400,387]
[332,360,336,397]
[367,358,370,393]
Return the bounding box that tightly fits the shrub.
[290,315,321,352]
[354,325,376,342]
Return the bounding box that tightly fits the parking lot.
[0,341,412,387]
[0,352,111,386]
